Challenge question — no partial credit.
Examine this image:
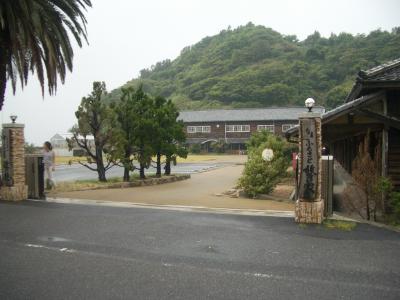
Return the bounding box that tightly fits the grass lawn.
[177,154,245,163]
[298,220,357,231]
[55,154,247,165]
[50,174,158,193]
[55,156,85,165]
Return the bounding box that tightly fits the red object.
[292,152,298,172]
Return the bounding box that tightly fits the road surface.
[0,200,399,299]
[54,162,222,182]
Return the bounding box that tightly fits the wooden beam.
[357,108,400,130]
[322,123,383,143]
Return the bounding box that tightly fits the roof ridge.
[360,58,400,78]
[179,106,325,113]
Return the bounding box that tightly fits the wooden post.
[382,96,388,177]
[295,111,324,224]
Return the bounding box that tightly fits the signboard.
[1,128,13,186]
[298,119,318,201]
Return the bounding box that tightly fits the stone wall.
[0,124,28,201]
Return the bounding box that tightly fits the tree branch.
[78,161,98,171]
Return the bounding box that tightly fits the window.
[282,124,296,132]
[225,125,250,132]
[257,125,275,133]
[187,126,211,133]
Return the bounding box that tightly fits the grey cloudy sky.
[3,0,399,145]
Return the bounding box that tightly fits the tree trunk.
[96,147,107,182]
[123,150,131,182]
[366,196,370,220]
[97,165,107,182]
[156,152,161,177]
[139,163,146,179]
[165,156,171,175]
[123,167,130,182]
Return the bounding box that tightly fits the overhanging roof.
[346,58,400,102]
[285,91,385,138]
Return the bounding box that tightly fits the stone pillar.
[0,123,28,201]
[295,112,324,224]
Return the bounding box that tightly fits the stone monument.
[0,116,28,201]
[295,98,324,224]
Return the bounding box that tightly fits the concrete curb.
[31,197,295,218]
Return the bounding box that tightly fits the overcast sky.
[3,0,400,145]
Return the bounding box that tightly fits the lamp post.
[10,115,17,123]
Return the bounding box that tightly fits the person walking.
[43,141,56,189]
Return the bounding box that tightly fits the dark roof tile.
[178,107,325,123]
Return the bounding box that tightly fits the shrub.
[389,192,400,221]
[238,132,290,197]
[189,144,201,154]
[210,140,226,153]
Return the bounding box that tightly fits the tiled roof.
[178,107,325,123]
[358,58,400,81]
[347,58,400,102]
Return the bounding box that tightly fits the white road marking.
[18,241,400,293]
[25,243,74,253]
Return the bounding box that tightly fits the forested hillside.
[106,23,400,110]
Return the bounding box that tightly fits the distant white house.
[50,133,95,157]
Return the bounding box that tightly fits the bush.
[371,176,400,224]
[189,144,201,154]
[210,140,226,153]
[389,191,400,221]
[238,132,290,197]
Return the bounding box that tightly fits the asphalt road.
[1,201,400,299]
[54,162,221,182]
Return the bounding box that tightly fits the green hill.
[106,23,400,110]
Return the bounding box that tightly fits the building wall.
[184,120,298,143]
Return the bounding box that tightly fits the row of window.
[187,124,296,133]
[187,126,211,133]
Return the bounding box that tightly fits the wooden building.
[178,107,325,151]
[286,58,400,192]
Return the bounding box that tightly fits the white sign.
[262,148,274,161]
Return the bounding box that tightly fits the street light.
[10,115,17,123]
[305,98,315,112]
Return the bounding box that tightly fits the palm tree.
[0,0,92,110]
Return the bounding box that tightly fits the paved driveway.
[0,201,399,299]
[53,164,294,211]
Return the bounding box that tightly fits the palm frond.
[0,0,92,109]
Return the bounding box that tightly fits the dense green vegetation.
[106,23,400,110]
[238,131,291,197]
[69,82,187,182]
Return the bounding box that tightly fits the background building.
[179,107,325,152]
[50,133,94,157]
